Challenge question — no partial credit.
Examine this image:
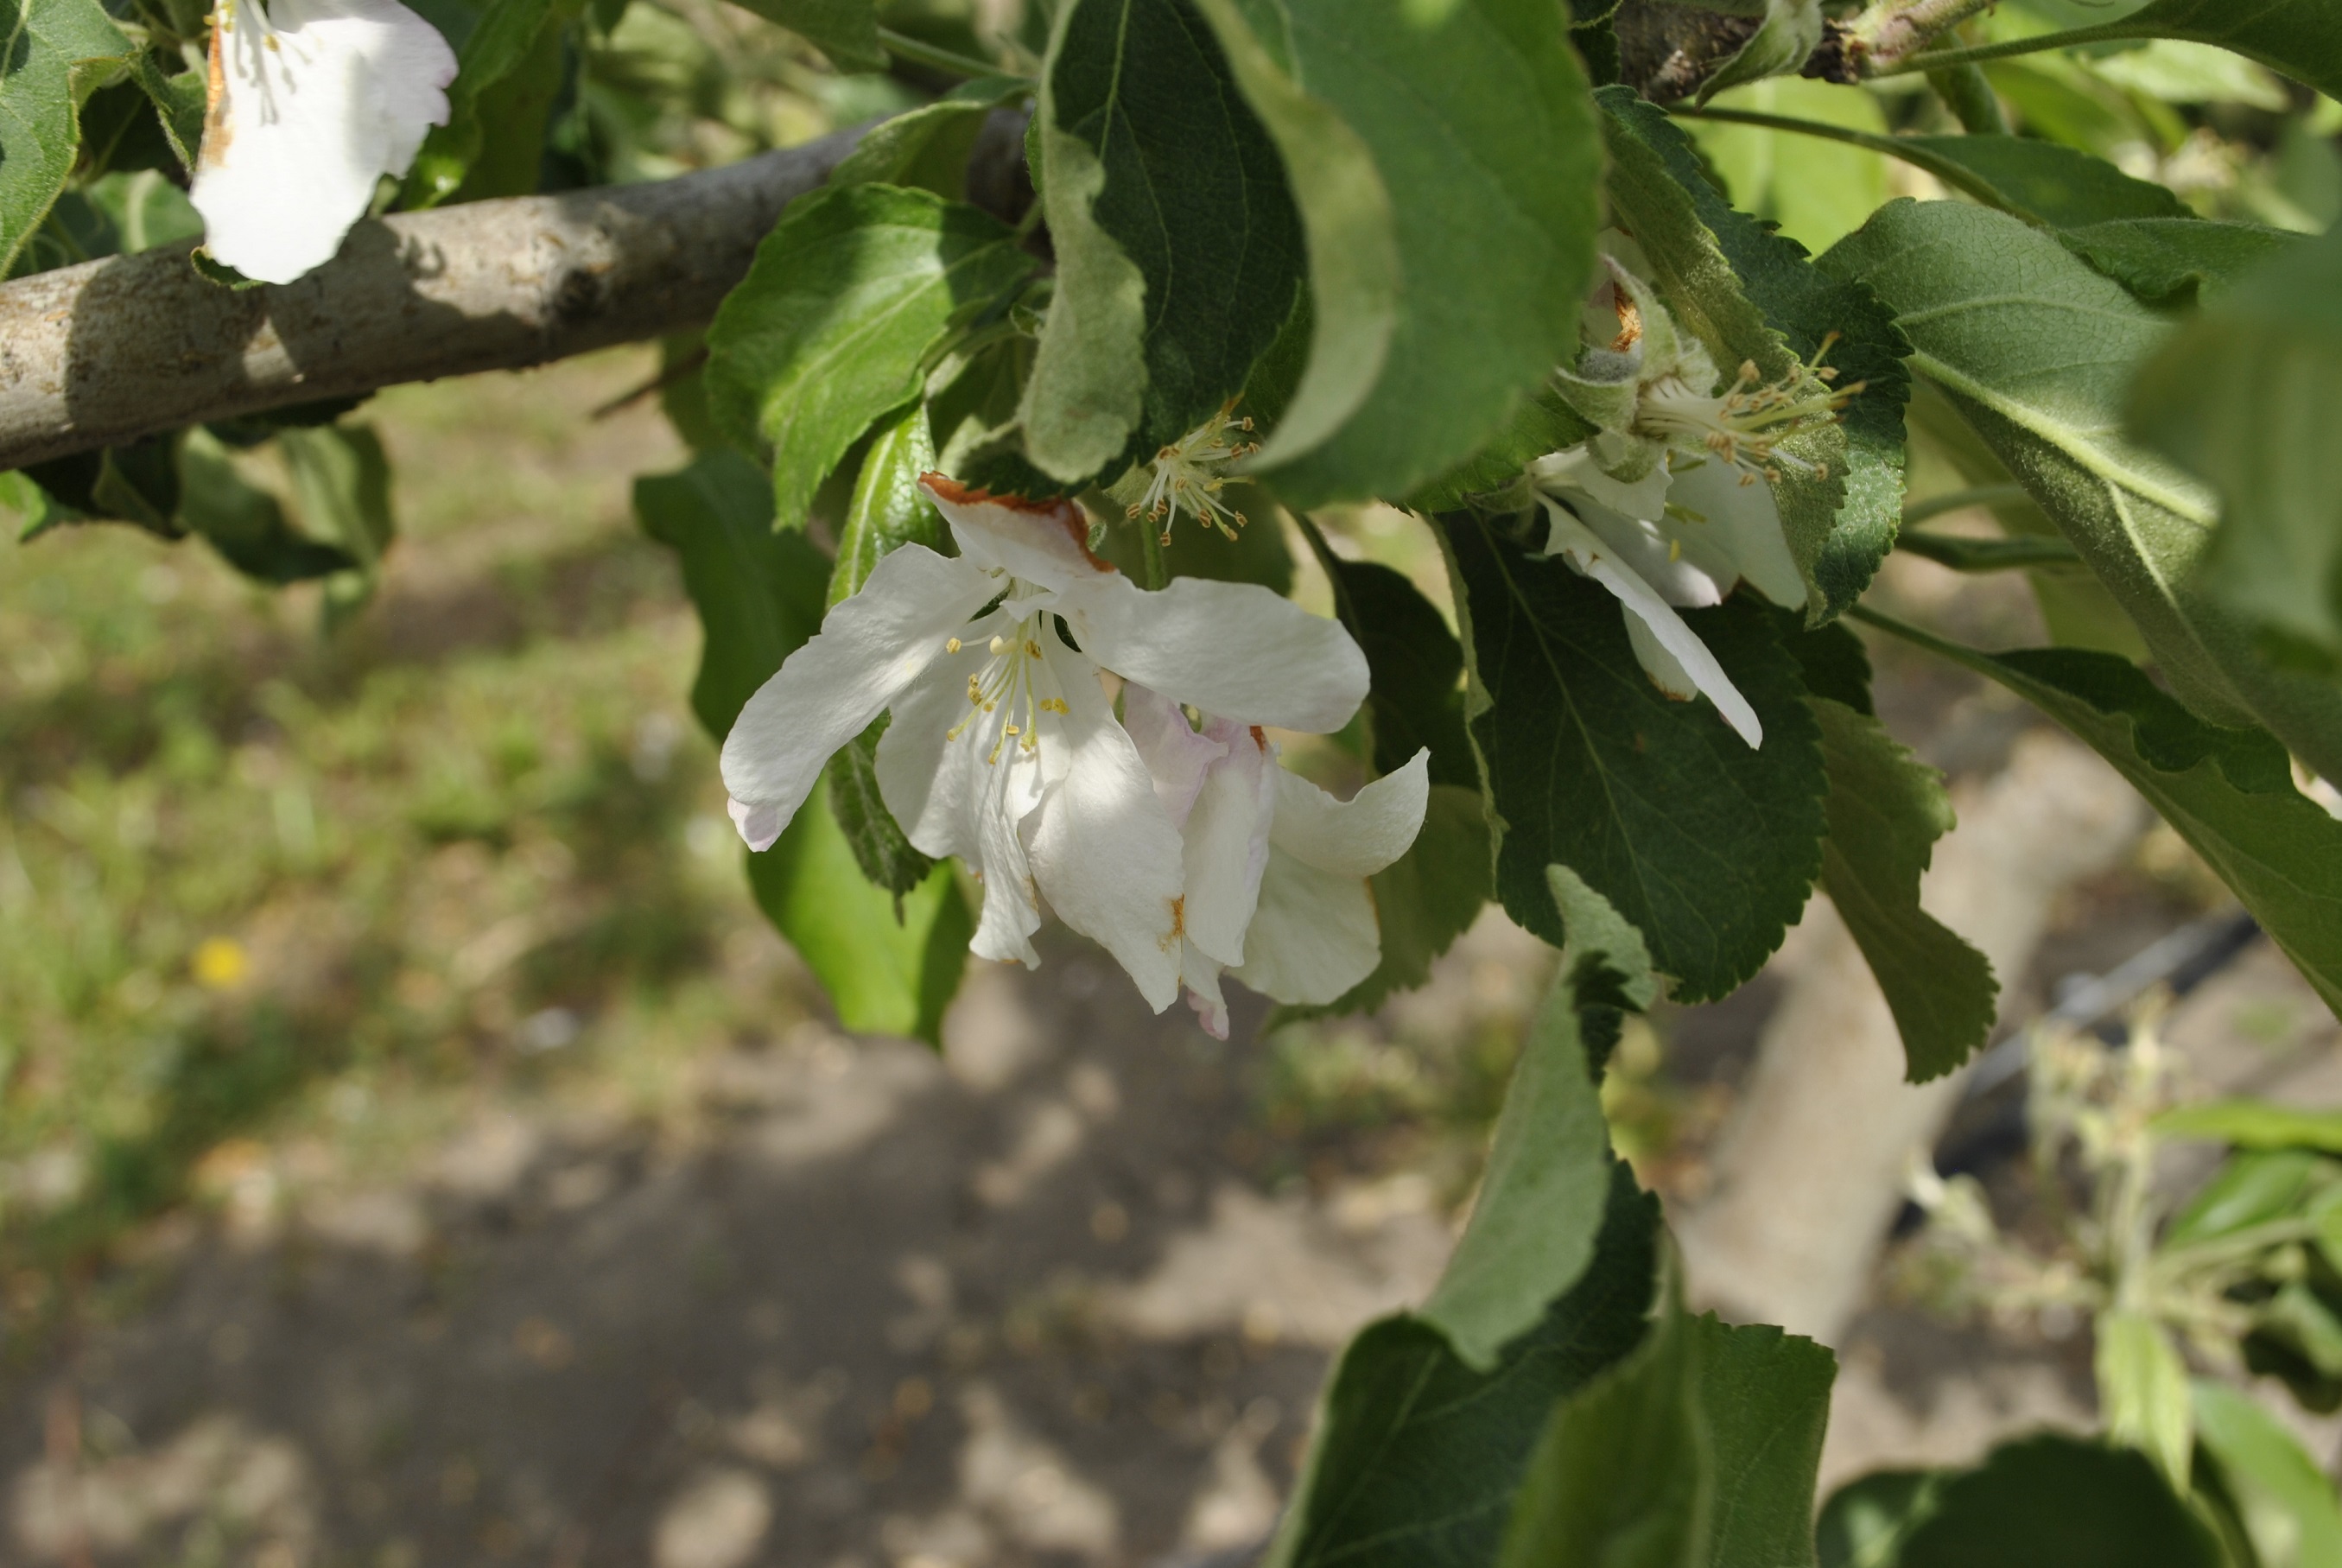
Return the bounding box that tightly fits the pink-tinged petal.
[1024,640,1185,1011]
[1664,455,1807,611]
[1228,848,1380,1006]
[193,0,456,284]
[1541,500,1764,749]
[728,797,784,854]
[1121,683,1228,829]
[919,474,1107,593]
[1182,942,1231,1040]
[720,545,997,846]
[1266,749,1431,878]
[1177,718,1275,968]
[1054,574,1368,734]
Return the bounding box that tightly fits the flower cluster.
[1529,244,1859,747]
[721,476,1428,1033]
[193,0,458,285]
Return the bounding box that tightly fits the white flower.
[1124,685,1429,1038]
[1531,252,1854,748]
[192,0,458,285]
[720,475,1369,1012]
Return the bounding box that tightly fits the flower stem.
[1668,105,2051,225]
[877,27,1023,82]
[1872,22,2154,78]
[1139,517,1167,592]
[1926,61,2009,134]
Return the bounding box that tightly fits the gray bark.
[0,125,861,472]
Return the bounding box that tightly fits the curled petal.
[1228,848,1380,1006]
[1266,749,1431,878]
[1541,500,1764,749]
[1055,574,1368,734]
[1558,489,1726,610]
[1024,641,1185,1011]
[1120,683,1228,829]
[720,545,995,846]
[727,796,784,854]
[1181,941,1232,1040]
[192,0,456,284]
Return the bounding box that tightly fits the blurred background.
[3,3,2340,1564]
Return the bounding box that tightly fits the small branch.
[878,26,1017,82]
[0,127,867,470]
[1844,0,1997,73]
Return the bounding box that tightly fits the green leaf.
[2058,216,2302,308]
[1014,0,1148,482]
[1033,0,1304,480]
[1698,1317,1835,1568]
[401,0,582,208]
[1886,135,2185,227]
[2192,1379,2342,1568]
[635,449,971,1044]
[2168,1147,2319,1246]
[1696,0,1823,100]
[1825,198,2342,784]
[829,77,1030,200]
[745,780,971,1044]
[1823,1435,2222,1568]
[1265,1163,1660,1568]
[2096,1310,2192,1489]
[22,437,181,536]
[2022,0,2342,102]
[720,0,884,71]
[1444,517,1829,1002]
[1812,698,1998,1082]
[1420,926,1616,1370]
[636,451,827,734]
[1686,78,1893,255]
[828,400,944,606]
[177,429,356,585]
[1496,1292,1708,1568]
[1856,616,2342,1025]
[705,184,1033,530]
[822,403,943,898]
[1406,387,1598,517]
[1602,90,1911,619]
[278,425,397,628]
[0,0,137,273]
[2128,227,2342,677]
[1192,0,1603,508]
[2155,1099,2342,1153]
[1901,381,2147,662]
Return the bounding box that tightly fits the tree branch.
[0,125,864,472]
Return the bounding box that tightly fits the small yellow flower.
[192,936,251,991]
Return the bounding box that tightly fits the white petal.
[720,545,995,844]
[1624,613,1700,701]
[1177,718,1275,968]
[1181,941,1231,1040]
[1054,574,1368,734]
[873,609,1018,863]
[1228,847,1380,1006]
[1546,485,1723,609]
[1529,443,1672,522]
[1663,455,1808,611]
[1023,641,1186,1011]
[919,475,1104,593]
[971,773,1045,969]
[1542,500,1764,749]
[1120,682,1228,829]
[1265,748,1431,877]
[192,0,456,284]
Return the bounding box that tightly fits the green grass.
[0,352,826,1345]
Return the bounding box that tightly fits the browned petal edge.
[918,473,1111,573]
